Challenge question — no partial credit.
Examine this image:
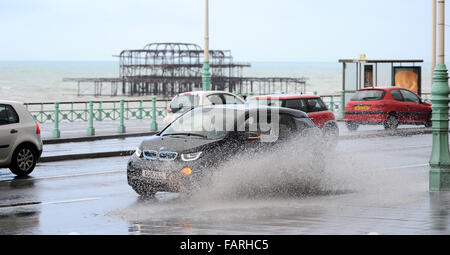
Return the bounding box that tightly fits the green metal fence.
[24,97,169,138]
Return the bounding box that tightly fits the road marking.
[0,197,101,209]
[375,163,428,171]
[0,169,126,183]
[344,144,431,153]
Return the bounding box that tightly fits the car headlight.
[181,151,202,161]
[135,147,143,158]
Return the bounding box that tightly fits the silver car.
[0,100,43,176]
[162,91,245,128]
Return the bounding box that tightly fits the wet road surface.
[1,134,450,234]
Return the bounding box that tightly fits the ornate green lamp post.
[202,0,211,91]
[429,0,450,191]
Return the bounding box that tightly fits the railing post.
[52,102,61,138]
[151,96,158,131]
[40,103,44,123]
[87,100,95,136]
[329,96,334,111]
[118,99,126,133]
[139,100,143,119]
[98,101,103,121]
[339,90,345,120]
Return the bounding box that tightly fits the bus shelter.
[338,58,424,105]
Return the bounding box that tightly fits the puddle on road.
[109,135,427,233]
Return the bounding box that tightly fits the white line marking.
[375,163,428,171]
[0,197,101,209]
[0,169,125,183]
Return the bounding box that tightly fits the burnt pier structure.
[64,43,308,98]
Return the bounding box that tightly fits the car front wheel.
[131,183,157,198]
[9,144,37,177]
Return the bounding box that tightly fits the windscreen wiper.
[162,133,208,138]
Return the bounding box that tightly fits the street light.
[202,0,211,91]
[429,0,450,191]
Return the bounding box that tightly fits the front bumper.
[344,111,387,124]
[127,154,207,193]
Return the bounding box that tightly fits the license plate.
[142,170,167,180]
[354,105,370,111]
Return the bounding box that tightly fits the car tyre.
[132,184,157,198]
[425,113,432,128]
[384,114,399,130]
[345,122,359,131]
[9,144,37,177]
[323,122,339,148]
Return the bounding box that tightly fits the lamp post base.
[430,168,450,191]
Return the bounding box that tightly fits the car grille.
[143,150,178,161]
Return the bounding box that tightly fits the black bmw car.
[127,104,319,197]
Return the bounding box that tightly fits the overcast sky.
[0,0,446,62]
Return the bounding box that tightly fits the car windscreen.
[351,90,385,101]
[161,107,244,139]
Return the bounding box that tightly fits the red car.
[344,87,432,131]
[247,94,339,137]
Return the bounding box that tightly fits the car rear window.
[0,104,19,125]
[170,95,197,109]
[351,90,385,101]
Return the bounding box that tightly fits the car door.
[302,98,329,128]
[389,89,409,123]
[0,104,20,161]
[400,89,425,122]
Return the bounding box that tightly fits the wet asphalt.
[1,133,450,235]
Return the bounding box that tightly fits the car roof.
[0,100,23,106]
[358,86,405,91]
[198,104,308,118]
[179,90,235,96]
[249,94,320,100]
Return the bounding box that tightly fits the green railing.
[24,97,169,138]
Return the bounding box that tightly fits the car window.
[247,98,282,107]
[0,105,8,125]
[207,94,225,105]
[6,105,19,124]
[400,90,420,103]
[304,98,327,112]
[277,114,296,140]
[351,90,385,101]
[390,90,403,101]
[244,113,296,141]
[284,99,307,112]
[223,94,242,104]
[0,105,19,125]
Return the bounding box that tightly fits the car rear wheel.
[323,122,339,147]
[9,144,37,177]
[384,114,399,130]
[425,113,432,128]
[345,122,359,131]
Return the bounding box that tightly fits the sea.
[0,61,433,103]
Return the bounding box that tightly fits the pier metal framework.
[64,43,308,98]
